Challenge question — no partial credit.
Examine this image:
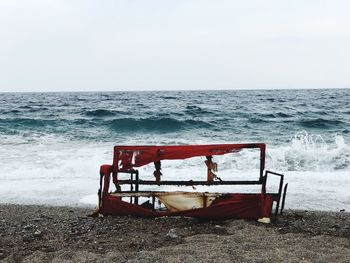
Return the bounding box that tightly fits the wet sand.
[0,204,349,262]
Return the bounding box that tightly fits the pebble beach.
[0,204,349,263]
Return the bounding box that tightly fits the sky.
[0,0,350,92]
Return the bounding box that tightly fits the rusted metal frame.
[114,145,267,206]
[152,196,155,210]
[98,173,103,209]
[259,144,266,182]
[116,179,262,186]
[130,173,133,203]
[110,191,222,197]
[127,170,139,205]
[280,183,288,215]
[113,144,266,175]
[265,170,284,216]
[135,171,139,205]
[261,174,267,196]
[113,143,266,157]
[99,169,112,209]
[118,169,138,174]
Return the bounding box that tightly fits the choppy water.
[0,89,349,210]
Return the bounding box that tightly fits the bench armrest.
[100,164,112,176]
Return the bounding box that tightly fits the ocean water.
[0,89,349,211]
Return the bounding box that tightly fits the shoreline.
[0,204,349,262]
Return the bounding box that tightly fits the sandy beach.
[0,204,349,263]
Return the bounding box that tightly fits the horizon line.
[1,87,349,93]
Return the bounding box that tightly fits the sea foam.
[0,132,348,211]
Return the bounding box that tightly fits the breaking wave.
[164,131,350,172]
[267,131,350,171]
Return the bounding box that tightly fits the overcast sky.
[1,0,350,92]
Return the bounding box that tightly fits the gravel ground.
[0,204,349,262]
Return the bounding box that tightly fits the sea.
[0,89,349,211]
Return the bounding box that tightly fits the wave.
[185,105,212,116]
[2,110,21,114]
[299,118,345,128]
[0,116,212,135]
[248,117,265,123]
[109,117,211,133]
[1,129,349,174]
[161,131,350,172]
[28,107,49,112]
[163,131,350,173]
[18,105,32,109]
[4,106,49,113]
[0,118,57,128]
[159,96,178,100]
[266,131,350,171]
[84,109,116,117]
[275,112,293,118]
[247,112,294,123]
